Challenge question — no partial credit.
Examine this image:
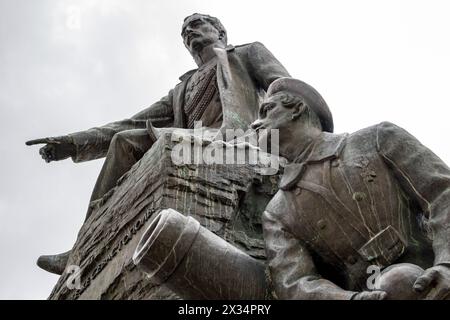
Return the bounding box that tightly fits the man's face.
[251,93,299,145]
[181,16,222,54]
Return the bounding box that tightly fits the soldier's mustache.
[186,32,201,45]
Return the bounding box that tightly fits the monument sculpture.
[26,13,450,300]
[26,13,290,276]
[257,77,450,300]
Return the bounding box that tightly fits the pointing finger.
[26,138,50,146]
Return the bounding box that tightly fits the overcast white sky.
[1,0,449,299]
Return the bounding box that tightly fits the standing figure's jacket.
[263,122,450,299]
[66,42,290,163]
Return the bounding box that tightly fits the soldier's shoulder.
[374,121,414,150]
[342,124,382,154]
[345,122,406,152]
[347,122,403,139]
[233,41,266,52]
[375,121,405,134]
[350,121,406,139]
[234,41,264,47]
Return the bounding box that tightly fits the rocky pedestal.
[48,132,280,299]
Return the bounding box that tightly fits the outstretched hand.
[26,136,76,162]
[413,265,450,300]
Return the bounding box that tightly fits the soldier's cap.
[267,77,334,133]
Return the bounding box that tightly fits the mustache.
[185,32,202,45]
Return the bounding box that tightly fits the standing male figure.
[253,77,450,299]
[26,13,290,274]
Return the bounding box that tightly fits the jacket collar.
[279,133,348,190]
[179,69,197,81]
[178,44,235,81]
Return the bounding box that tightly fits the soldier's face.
[181,16,221,54]
[251,93,299,145]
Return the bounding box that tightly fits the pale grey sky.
[1,0,449,299]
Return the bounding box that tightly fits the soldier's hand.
[25,136,76,163]
[413,265,450,300]
[352,290,387,300]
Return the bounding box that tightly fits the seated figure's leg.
[37,129,154,275]
[89,128,153,205]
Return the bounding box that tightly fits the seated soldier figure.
[251,77,450,300]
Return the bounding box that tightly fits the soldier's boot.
[36,250,71,275]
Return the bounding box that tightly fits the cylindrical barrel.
[133,208,268,299]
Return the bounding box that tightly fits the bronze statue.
[253,77,450,300]
[25,13,290,275]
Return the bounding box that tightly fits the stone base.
[48,132,280,300]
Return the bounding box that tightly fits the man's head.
[251,78,333,153]
[181,13,227,55]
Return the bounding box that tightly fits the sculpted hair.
[184,13,228,44]
[276,92,323,130]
